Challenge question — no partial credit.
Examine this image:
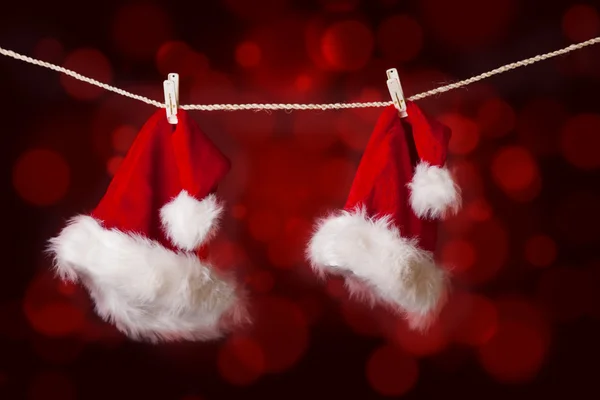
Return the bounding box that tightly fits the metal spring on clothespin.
[386,68,408,118]
[163,73,179,124]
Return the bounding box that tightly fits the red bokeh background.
[1,0,600,399]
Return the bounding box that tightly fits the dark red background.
[1,0,600,399]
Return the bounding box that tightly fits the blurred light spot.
[516,98,566,156]
[560,113,600,170]
[477,97,516,138]
[248,209,282,242]
[251,296,309,372]
[223,0,289,20]
[366,345,419,396]
[553,191,600,245]
[321,20,374,71]
[236,41,262,68]
[13,149,70,206]
[60,48,113,100]
[340,300,381,337]
[57,281,77,296]
[536,267,590,323]
[318,0,360,12]
[232,204,247,219]
[376,15,423,62]
[25,300,85,338]
[524,234,557,268]
[29,371,76,400]
[111,125,137,153]
[458,218,508,286]
[491,146,539,192]
[478,320,547,383]
[295,74,312,92]
[441,238,476,273]
[33,38,64,63]
[218,335,265,385]
[394,319,449,356]
[112,3,172,59]
[246,270,275,293]
[466,198,493,222]
[562,4,600,42]
[419,0,517,51]
[450,293,498,346]
[439,113,480,155]
[106,156,123,177]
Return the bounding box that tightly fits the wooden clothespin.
[386,68,408,118]
[163,73,179,124]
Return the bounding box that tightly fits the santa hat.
[48,109,248,342]
[307,102,461,330]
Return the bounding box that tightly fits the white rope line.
[1,37,599,111]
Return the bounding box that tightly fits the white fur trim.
[47,215,248,343]
[160,191,223,251]
[408,162,461,220]
[307,207,449,330]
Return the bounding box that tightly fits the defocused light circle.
[478,320,547,383]
[236,41,262,68]
[111,125,137,153]
[13,149,70,206]
[60,48,113,100]
[440,113,480,155]
[217,335,265,385]
[562,4,600,42]
[321,20,374,71]
[491,146,538,192]
[441,239,476,273]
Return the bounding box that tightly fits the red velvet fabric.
[91,109,230,252]
[344,103,452,252]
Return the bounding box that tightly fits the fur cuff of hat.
[307,207,449,330]
[48,215,248,342]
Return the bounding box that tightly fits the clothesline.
[1,37,599,111]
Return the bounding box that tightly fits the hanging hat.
[48,109,248,342]
[307,102,461,330]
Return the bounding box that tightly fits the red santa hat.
[307,102,461,330]
[48,109,248,342]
